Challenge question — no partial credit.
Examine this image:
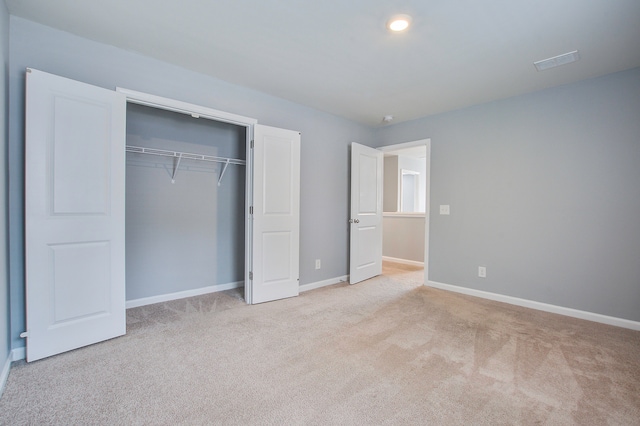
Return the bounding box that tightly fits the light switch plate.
[439,205,450,215]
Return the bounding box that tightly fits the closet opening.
[124,103,248,308]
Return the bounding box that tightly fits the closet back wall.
[125,104,245,301]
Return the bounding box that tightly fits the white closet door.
[25,68,126,361]
[349,142,383,284]
[250,124,300,304]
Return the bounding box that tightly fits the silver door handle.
[349,219,360,224]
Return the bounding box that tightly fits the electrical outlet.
[315,259,321,270]
[439,205,450,215]
[478,266,487,278]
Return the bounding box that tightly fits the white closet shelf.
[125,145,245,185]
[125,145,245,165]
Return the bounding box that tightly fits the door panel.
[250,125,300,304]
[52,96,110,214]
[350,143,383,284]
[25,68,126,361]
[262,231,293,281]
[263,137,293,214]
[50,241,111,324]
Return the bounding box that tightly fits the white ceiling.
[6,0,640,126]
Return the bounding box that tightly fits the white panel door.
[349,143,383,284]
[25,68,126,361]
[249,125,300,304]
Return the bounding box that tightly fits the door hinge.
[249,206,253,215]
[249,271,253,280]
[251,140,254,149]
[20,331,29,338]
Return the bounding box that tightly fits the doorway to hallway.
[378,139,430,281]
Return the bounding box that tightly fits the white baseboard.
[427,280,640,331]
[126,281,244,309]
[382,256,425,267]
[0,351,11,397]
[12,347,25,361]
[300,275,349,293]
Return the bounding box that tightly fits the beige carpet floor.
[1,262,639,425]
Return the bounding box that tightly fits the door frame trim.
[377,138,431,283]
[115,88,257,126]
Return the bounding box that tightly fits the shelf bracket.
[171,154,182,184]
[217,159,230,186]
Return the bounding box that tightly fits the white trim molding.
[299,275,349,293]
[1,352,12,397]
[382,256,425,267]
[12,347,25,361]
[0,346,28,393]
[126,281,244,309]
[116,87,257,127]
[1,347,28,364]
[427,280,640,331]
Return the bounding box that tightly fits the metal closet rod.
[125,145,245,186]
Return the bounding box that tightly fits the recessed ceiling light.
[387,14,412,32]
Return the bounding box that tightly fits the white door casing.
[25,68,126,362]
[349,142,383,284]
[249,124,301,304]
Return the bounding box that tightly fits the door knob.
[349,219,360,224]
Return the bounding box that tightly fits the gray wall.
[125,104,245,300]
[383,156,399,212]
[383,215,425,263]
[7,17,373,349]
[0,1,9,366]
[375,67,640,322]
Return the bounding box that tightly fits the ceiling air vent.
[534,50,580,71]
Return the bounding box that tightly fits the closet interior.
[125,103,247,304]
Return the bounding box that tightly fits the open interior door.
[349,142,383,284]
[248,124,300,304]
[25,68,126,361]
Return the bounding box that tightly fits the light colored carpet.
[1,262,639,425]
